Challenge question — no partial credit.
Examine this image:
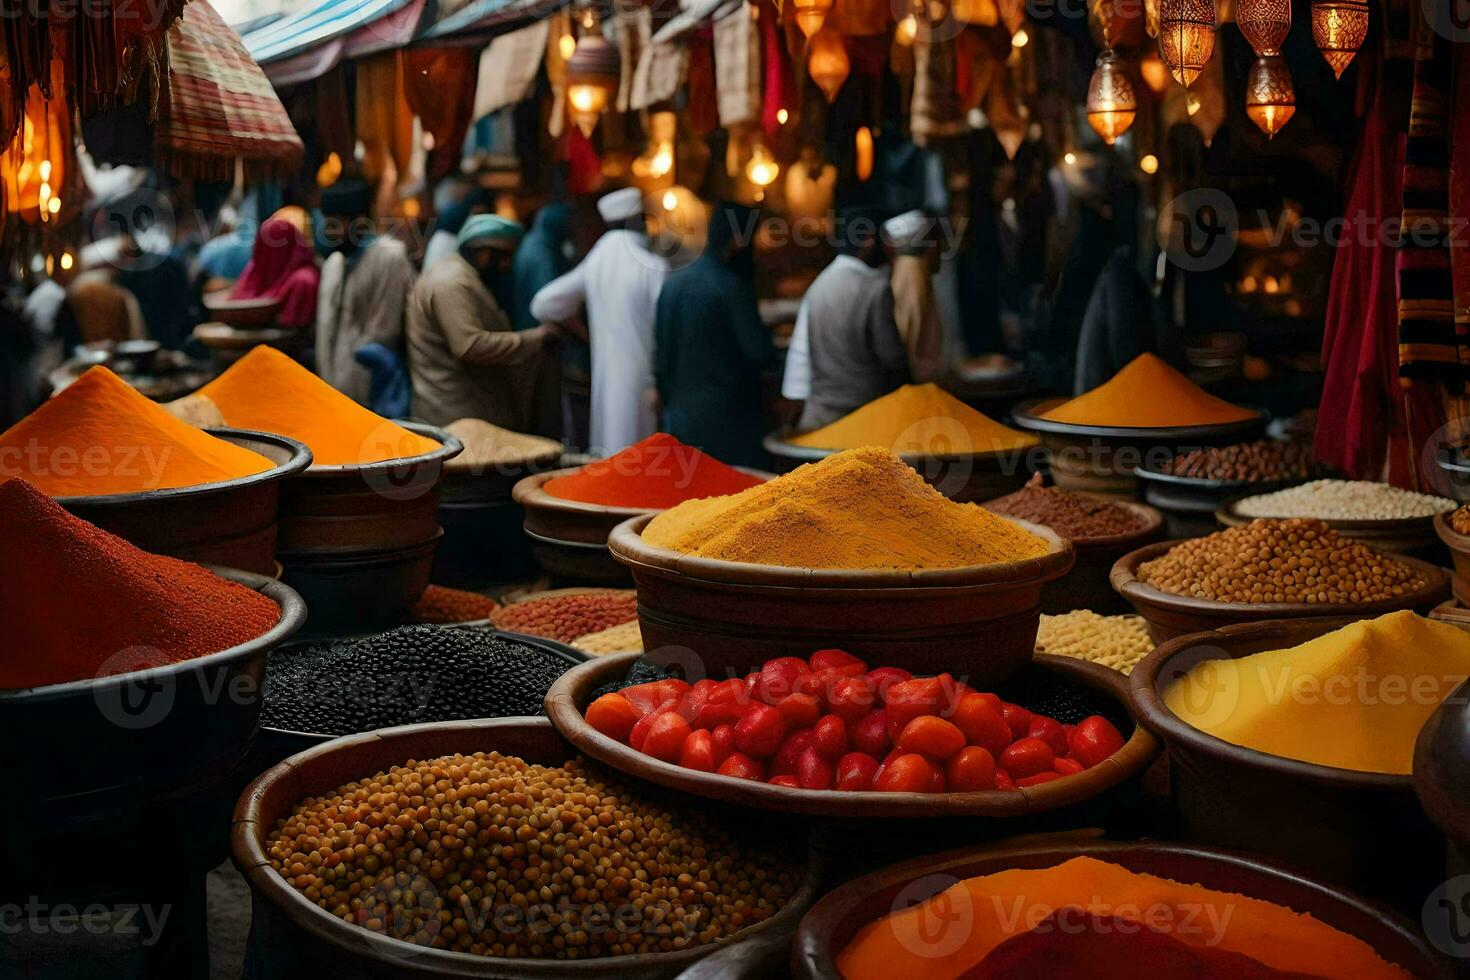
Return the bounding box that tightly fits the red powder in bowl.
[543,433,764,509]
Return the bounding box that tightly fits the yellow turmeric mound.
[197,346,441,466]
[1041,353,1256,428]
[837,857,1409,980]
[1165,610,1470,774]
[785,383,1036,455]
[0,367,272,496]
[642,447,1050,570]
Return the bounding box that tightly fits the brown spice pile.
[492,591,639,643]
[1137,519,1425,604]
[1160,440,1322,483]
[986,475,1144,539]
[265,752,800,958]
[411,585,500,624]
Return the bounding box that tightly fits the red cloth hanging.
[688,30,719,136]
[760,0,795,139]
[402,48,478,182]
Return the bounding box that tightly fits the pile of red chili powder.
[1,478,282,689]
[543,433,764,509]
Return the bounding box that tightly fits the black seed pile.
[263,626,574,736]
[1002,670,1131,733]
[590,658,673,701]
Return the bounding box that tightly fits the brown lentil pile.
[1160,439,1322,483]
[1036,610,1154,674]
[573,620,645,656]
[986,475,1145,539]
[1136,519,1427,604]
[265,752,800,958]
[492,591,639,644]
[411,585,500,624]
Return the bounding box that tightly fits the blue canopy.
[243,0,414,63]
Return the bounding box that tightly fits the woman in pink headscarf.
[230,211,320,330]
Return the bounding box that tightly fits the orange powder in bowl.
[196,346,440,466]
[0,367,273,496]
[1041,353,1256,428]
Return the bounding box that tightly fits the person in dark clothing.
[1074,247,1180,393]
[653,202,776,468]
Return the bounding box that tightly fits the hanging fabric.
[632,14,690,110]
[911,18,966,145]
[760,0,796,139]
[403,48,478,181]
[475,20,549,120]
[714,4,762,127]
[547,10,572,139]
[1,62,72,229]
[617,10,643,111]
[355,52,414,187]
[831,0,889,36]
[688,29,720,134]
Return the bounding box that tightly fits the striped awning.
[414,0,568,45]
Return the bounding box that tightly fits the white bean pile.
[1235,479,1455,521]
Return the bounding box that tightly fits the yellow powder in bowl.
[642,446,1051,570]
[196,346,441,466]
[0,367,272,496]
[1164,611,1470,774]
[1041,353,1256,428]
[785,383,1036,455]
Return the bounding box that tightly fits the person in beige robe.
[885,210,946,384]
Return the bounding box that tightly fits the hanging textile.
[759,0,795,139]
[317,65,356,166]
[474,20,549,120]
[547,10,571,139]
[911,19,966,145]
[617,9,642,111]
[1,63,72,230]
[403,48,478,181]
[155,0,305,183]
[355,52,415,187]
[831,0,889,35]
[687,30,719,135]
[714,4,761,127]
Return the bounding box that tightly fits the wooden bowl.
[1219,492,1450,562]
[545,651,1158,819]
[232,717,820,979]
[1414,677,1470,900]
[203,292,281,328]
[1110,539,1450,643]
[53,427,312,577]
[982,492,1164,615]
[1434,510,1470,592]
[791,839,1450,979]
[608,514,1074,683]
[1010,398,1270,499]
[762,433,1040,504]
[1131,618,1448,909]
[1133,465,1300,539]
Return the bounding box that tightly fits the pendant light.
[1311,0,1368,78]
[1237,0,1290,57]
[1086,50,1137,144]
[792,0,834,37]
[1158,0,1215,87]
[565,23,620,137]
[807,25,850,101]
[1245,54,1295,137]
[745,141,780,190]
[855,126,874,180]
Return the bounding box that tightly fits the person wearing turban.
[405,214,561,433]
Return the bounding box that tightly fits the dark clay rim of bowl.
[203,292,281,313]
[608,513,1076,590]
[1110,539,1451,619]
[1010,397,1270,441]
[511,465,776,518]
[980,493,1165,550]
[443,446,565,476]
[524,527,616,552]
[48,427,314,507]
[231,716,823,976]
[297,420,463,476]
[1129,618,1413,790]
[760,431,1039,463]
[544,652,1159,818]
[1216,488,1455,532]
[793,838,1448,980]
[258,629,588,743]
[0,566,307,701]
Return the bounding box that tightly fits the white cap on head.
[883,210,930,249]
[598,187,646,224]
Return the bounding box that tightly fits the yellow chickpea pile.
[1036,610,1153,674]
[1137,518,1425,604]
[266,752,799,959]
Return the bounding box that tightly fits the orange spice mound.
[1041,353,1256,428]
[196,346,441,466]
[0,367,273,496]
[837,857,1410,980]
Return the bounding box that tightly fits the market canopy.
[413,0,568,46]
[243,0,430,84]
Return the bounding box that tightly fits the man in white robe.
[529,188,669,455]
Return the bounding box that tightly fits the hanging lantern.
[792,0,834,37]
[1311,0,1368,78]
[1245,54,1295,137]
[1237,0,1290,55]
[855,126,874,180]
[745,142,780,195]
[807,26,850,101]
[1158,0,1216,87]
[3,83,69,227]
[565,29,621,137]
[1139,52,1171,93]
[1085,51,1137,145]
[895,13,919,44]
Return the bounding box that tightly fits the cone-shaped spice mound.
[544,433,764,509]
[786,383,1036,455]
[0,366,272,495]
[1041,353,1255,428]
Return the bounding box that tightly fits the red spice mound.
[543,433,764,509]
[0,478,282,689]
[492,591,639,643]
[411,585,499,624]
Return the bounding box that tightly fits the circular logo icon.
[1422,874,1470,958]
[359,421,442,502]
[890,416,979,499]
[642,644,708,685]
[890,873,974,961]
[1160,646,1241,730]
[1416,416,1470,500]
[92,647,178,731]
[90,189,176,272]
[1159,188,1238,272]
[1423,0,1470,42]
